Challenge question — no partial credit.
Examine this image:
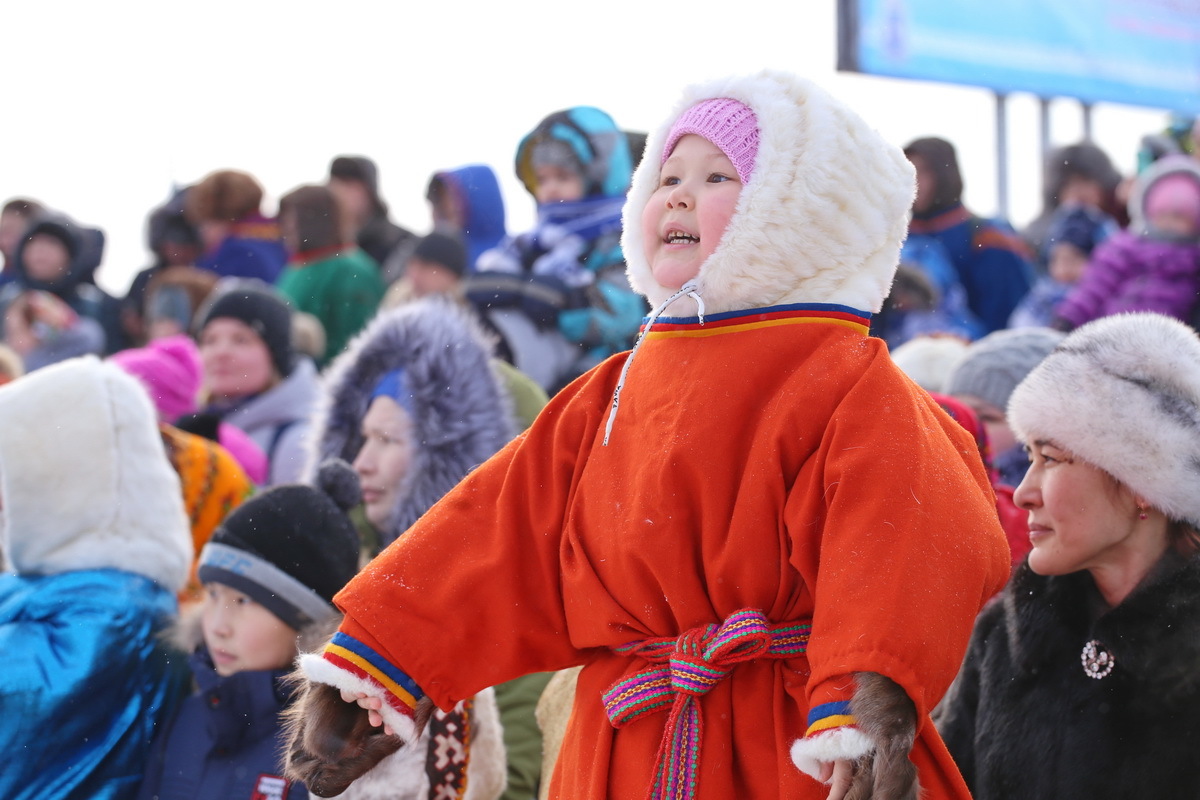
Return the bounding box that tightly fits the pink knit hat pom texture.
[661,98,760,184]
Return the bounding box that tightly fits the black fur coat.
[936,554,1200,799]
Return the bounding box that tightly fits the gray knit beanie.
[946,327,1066,411]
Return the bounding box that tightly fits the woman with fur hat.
[185,170,287,284]
[283,72,1009,800]
[0,356,193,799]
[936,312,1200,799]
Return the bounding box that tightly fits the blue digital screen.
[840,0,1200,114]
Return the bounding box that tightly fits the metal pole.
[995,92,1010,221]
[1039,97,1052,206]
[1081,101,1094,141]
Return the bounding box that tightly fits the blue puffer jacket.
[0,570,187,800]
[137,648,305,800]
[0,357,195,800]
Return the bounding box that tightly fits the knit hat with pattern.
[196,459,361,629]
[662,98,760,184]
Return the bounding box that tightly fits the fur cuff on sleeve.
[790,727,875,781]
[299,653,420,745]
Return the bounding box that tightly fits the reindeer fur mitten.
[282,676,432,797]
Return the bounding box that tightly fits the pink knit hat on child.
[661,98,760,184]
[1144,172,1200,230]
[108,334,202,422]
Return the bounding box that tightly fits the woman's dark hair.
[278,184,344,254]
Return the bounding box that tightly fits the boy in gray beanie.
[946,326,1065,487]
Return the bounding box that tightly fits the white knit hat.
[1008,312,1200,526]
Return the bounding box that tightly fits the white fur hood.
[0,356,191,591]
[623,70,915,316]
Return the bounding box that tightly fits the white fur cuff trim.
[299,653,420,745]
[790,727,875,781]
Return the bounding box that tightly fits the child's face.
[201,582,298,677]
[641,134,743,291]
[534,164,585,204]
[353,395,416,530]
[22,233,70,283]
[405,256,460,299]
[1048,242,1089,285]
[1148,207,1200,238]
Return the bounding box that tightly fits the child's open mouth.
[665,230,699,245]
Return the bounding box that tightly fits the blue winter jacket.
[0,569,187,800]
[137,648,306,800]
[909,203,1035,334]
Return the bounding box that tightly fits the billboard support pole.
[1039,97,1052,185]
[1082,101,1095,141]
[996,91,1010,221]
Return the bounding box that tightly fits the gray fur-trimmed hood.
[304,299,515,545]
[622,70,916,316]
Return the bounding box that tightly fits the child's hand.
[339,689,394,735]
[818,760,854,799]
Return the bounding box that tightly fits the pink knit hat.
[661,98,760,184]
[1145,172,1200,230]
[108,334,202,422]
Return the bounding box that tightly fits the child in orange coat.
[284,71,1010,800]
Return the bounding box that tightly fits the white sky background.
[2,0,1170,295]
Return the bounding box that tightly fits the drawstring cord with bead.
[602,280,705,446]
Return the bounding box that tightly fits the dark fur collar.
[1005,554,1200,703]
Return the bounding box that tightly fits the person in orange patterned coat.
[283,71,1011,800]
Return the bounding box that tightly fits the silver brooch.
[1081,639,1115,679]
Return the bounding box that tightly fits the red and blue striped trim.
[641,303,871,339]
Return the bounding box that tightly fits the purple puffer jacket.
[1055,229,1200,328]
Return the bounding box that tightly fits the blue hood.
[433,164,508,270]
[515,106,633,201]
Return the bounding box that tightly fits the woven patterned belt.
[602,608,811,800]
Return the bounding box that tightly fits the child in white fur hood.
[282,71,1010,800]
[0,356,193,800]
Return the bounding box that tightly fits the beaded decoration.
[1081,639,1115,679]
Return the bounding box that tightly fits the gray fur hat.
[946,327,1066,411]
[1008,312,1200,527]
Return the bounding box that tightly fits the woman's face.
[1014,440,1145,577]
[352,396,416,530]
[199,318,277,400]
